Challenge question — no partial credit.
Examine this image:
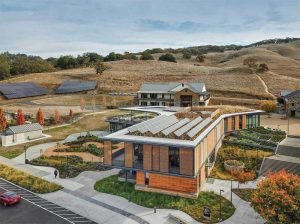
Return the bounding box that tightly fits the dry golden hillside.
[1,41,300,102]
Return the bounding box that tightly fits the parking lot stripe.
[0,178,96,224]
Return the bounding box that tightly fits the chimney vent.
[182,83,184,87]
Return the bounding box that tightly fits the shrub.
[196,54,205,62]
[140,52,154,60]
[252,170,300,223]
[0,164,61,193]
[182,51,192,59]
[260,101,277,113]
[159,53,177,63]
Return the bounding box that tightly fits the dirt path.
[255,73,276,100]
[44,145,103,162]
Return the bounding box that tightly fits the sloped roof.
[284,90,300,100]
[139,82,206,94]
[5,123,42,135]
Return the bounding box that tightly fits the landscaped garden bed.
[225,127,286,151]
[0,164,62,193]
[232,188,254,202]
[94,175,235,223]
[54,143,103,157]
[30,155,109,178]
[209,145,273,180]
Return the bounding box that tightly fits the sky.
[0,0,300,58]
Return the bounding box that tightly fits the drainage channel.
[0,178,96,224]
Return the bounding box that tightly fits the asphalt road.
[0,179,96,224]
[0,191,70,224]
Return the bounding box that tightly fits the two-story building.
[280,90,300,118]
[101,107,261,198]
[136,82,210,107]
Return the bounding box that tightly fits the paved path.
[206,178,264,224]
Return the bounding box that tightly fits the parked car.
[0,191,21,206]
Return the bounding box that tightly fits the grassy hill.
[1,40,300,104]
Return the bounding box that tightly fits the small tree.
[16,109,26,125]
[69,109,74,119]
[196,53,205,62]
[80,98,86,111]
[159,53,177,63]
[54,110,61,124]
[36,108,45,125]
[256,63,269,73]
[260,101,277,113]
[252,170,300,223]
[0,108,7,131]
[140,51,154,60]
[93,61,110,75]
[182,51,192,59]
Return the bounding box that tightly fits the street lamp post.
[24,144,27,164]
[230,179,233,203]
[219,189,224,222]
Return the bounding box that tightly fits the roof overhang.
[101,110,264,148]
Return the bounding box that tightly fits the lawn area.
[0,163,62,193]
[0,148,25,159]
[30,155,105,178]
[232,188,255,202]
[0,109,123,159]
[94,175,235,223]
[209,145,273,180]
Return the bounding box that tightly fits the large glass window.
[224,118,228,132]
[133,144,143,169]
[231,117,235,131]
[141,93,148,98]
[246,114,260,128]
[239,115,243,129]
[150,93,157,99]
[169,147,180,174]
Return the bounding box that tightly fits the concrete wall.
[2,130,42,147]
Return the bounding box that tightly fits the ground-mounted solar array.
[128,115,213,140]
[0,82,48,99]
[56,81,97,94]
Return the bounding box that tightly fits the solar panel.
[0,82,48,99]
[174,116,203,137]
[128,115,166,133]
[149,115,178,134]
[162,118,190,136]
[139,115,168,133]
[56,81,97,94]
[187,117,212,139]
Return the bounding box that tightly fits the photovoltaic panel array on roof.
[56,81,97,94]
[128,115,166,133]
[174,116,203,137]
[187,117,212,139]
[139,115,169,133]
[162,118,190,136]
[0,82,48,99]
[148,115,178,134]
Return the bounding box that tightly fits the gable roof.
[283,90,300,101]
[139,82,206,94]
[5,123,42,135]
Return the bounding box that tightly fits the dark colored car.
[0,191,21,206]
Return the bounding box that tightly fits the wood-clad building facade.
[102,111,261,198]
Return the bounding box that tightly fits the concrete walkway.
[205,178,264,224]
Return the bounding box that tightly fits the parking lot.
[0,179,96,224]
